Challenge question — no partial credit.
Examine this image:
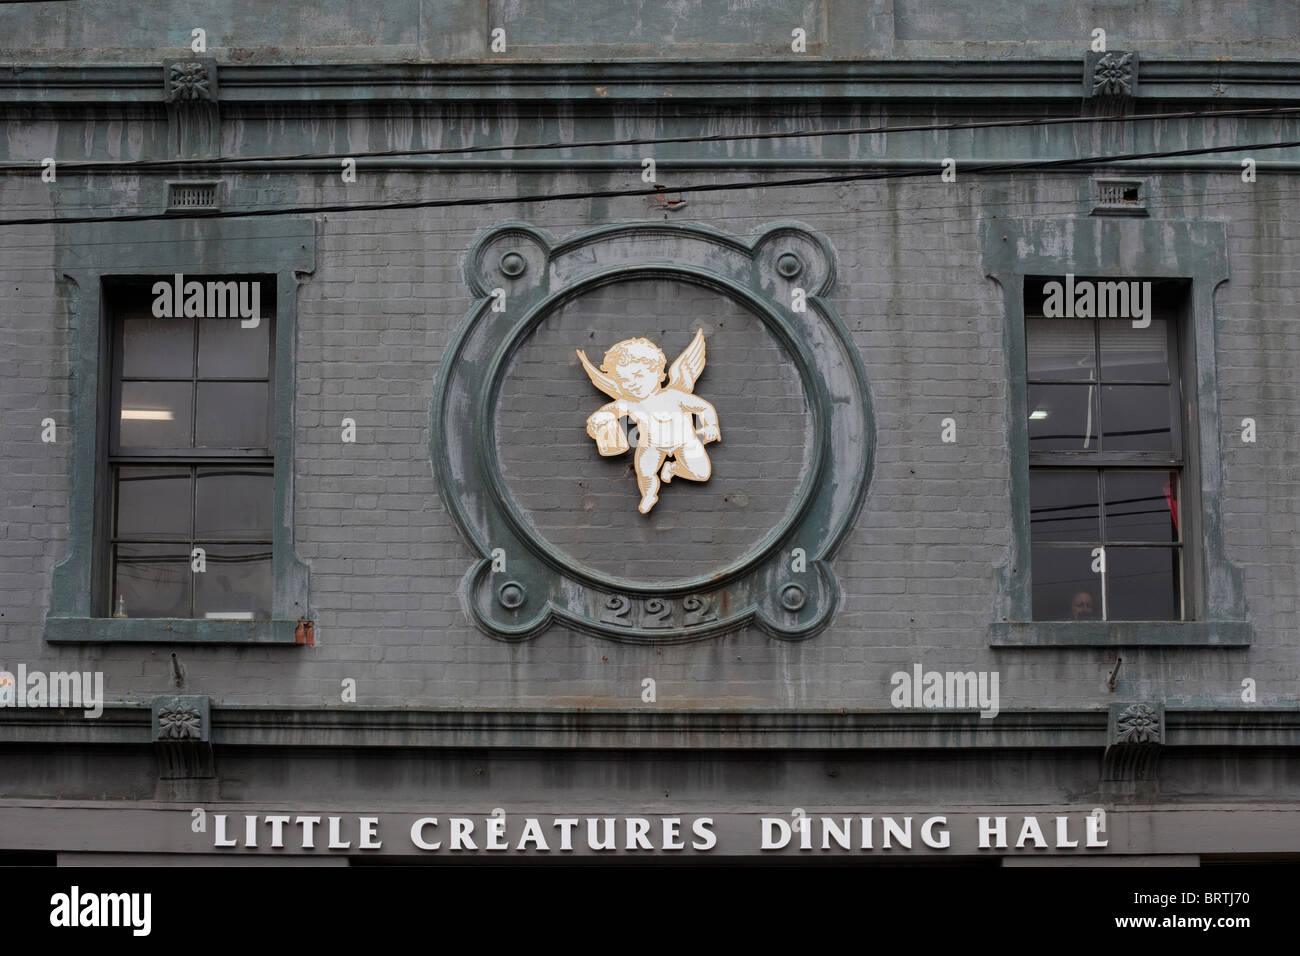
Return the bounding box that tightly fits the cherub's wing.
[666,329,706,393]
[576,349,622,400]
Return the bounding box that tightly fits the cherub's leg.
[634,445,667,513]
[662,440,712,483]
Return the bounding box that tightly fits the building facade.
[1,0,1298,863]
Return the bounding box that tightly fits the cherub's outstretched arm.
[682,395,720,443]
[585,400,625,437]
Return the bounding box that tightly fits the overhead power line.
[0,106,1298,174]
[0,178,1291,257]
[2,137,1297,228]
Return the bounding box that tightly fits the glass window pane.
[1026,318,1096,382]
[1107,547,1179,620]
[196,382,268,448]
[115,467,191,540]
[1104,471,1179,543]
[193,545,272,620]
[1030,471,1100,542]
[1101,385,1173,451]
[1100,317,1169,383]
[196,468,273,540]
[113,545,190,618]
[121,315,193,379]
[1027,384,1098,451]
[1031,545,1101,621]
[199,315,269,378]
[119,381,192,448]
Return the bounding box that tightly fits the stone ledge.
[44,617,304,645]
[2,705,1298,750]
[2,59,1298,104]
[989,621,1251,648]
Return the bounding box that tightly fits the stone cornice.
[2,705,1299,750]
[2,59,1299,105]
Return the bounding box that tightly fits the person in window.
[1070,591,1097,621]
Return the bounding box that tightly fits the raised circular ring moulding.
[433,221,875,643]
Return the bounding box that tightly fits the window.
[44,218,313,644]
[1024,277,1186,622]
[983,216,1248,647]
[106,277,275,620]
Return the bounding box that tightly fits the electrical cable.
[0,105,1298,173]
[2,136,1297,227]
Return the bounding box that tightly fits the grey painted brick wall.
[2,157,1298,714]
[1,0,1298,725]
[2,0,1295,61]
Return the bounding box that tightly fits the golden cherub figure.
[576,329,721,514]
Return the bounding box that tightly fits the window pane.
[194,545,272,620]
[1100,317,1169,383]
[119,381,192,448]
[1031,545,1100,621]
[115,467,191,540]
[1026,318,1096,382]
[195,468,273,540]
[199,315,269,378]
[1101,385,1173,451]
[1030,471,1100,542]
[1107,547,1179,620]
[1027,384,1098,450]
[113,545,190,618]
[196,382,268,448]
[1104,471,1179,543]
[122,315,193,379]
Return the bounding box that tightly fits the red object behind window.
[1163,474,1179,533]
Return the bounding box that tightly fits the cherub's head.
[601,338,666,400]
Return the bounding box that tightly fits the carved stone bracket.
[1085,51,1138,98]
[1103,701,1162,786]
[164,59,217,103]
[163,58,219,158]
[151,695,215,780]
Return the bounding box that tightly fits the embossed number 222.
[599,595,717,628]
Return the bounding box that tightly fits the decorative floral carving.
[157,705,203,739]
[1093,53,1134,96]
[168,62,213,102]
[1115,703,1160,744]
